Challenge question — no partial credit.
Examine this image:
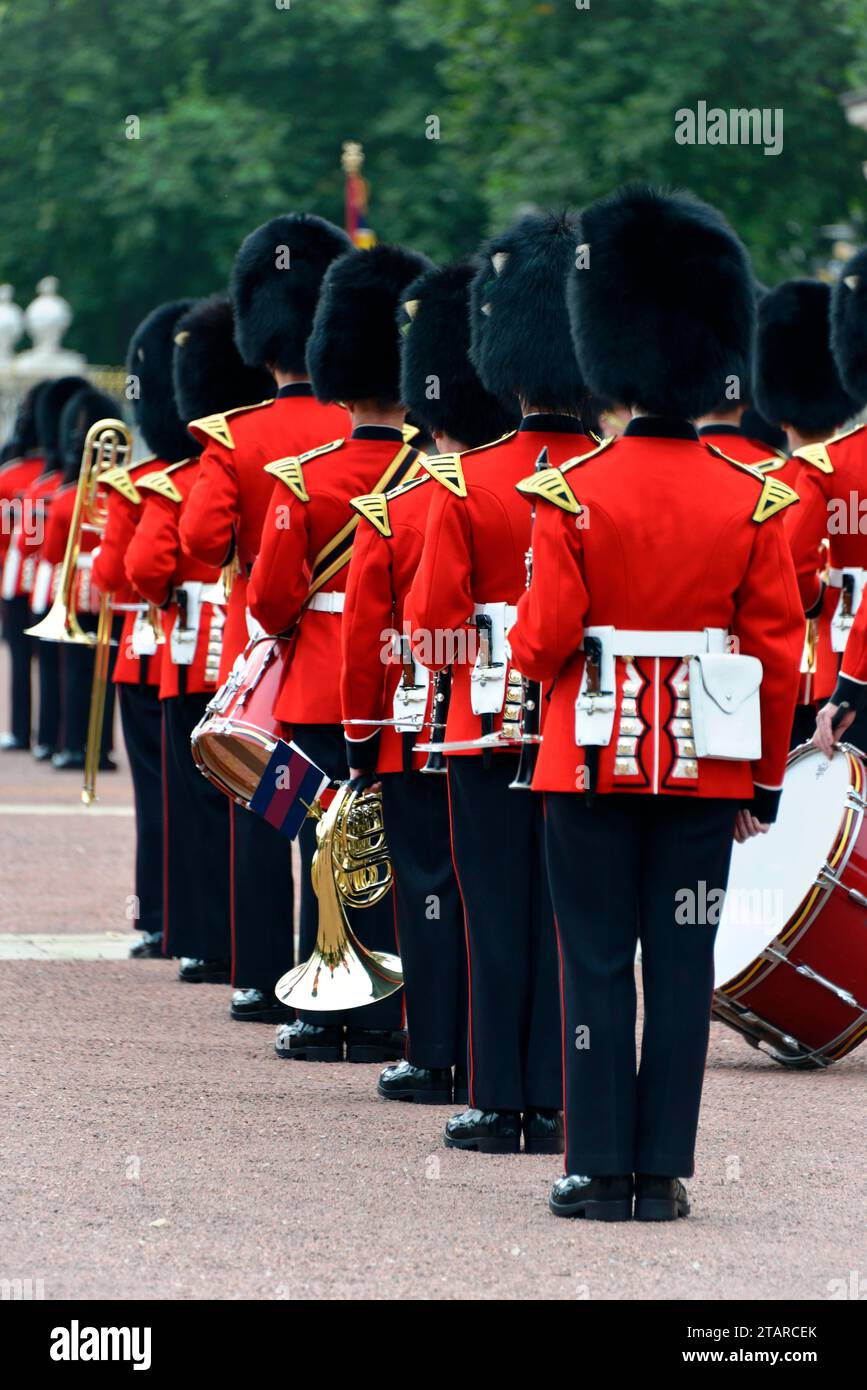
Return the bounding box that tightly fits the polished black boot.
[345,1025,405,1064]
[177,957,231,984]
[129,931,164,960]
[0,733,27,751]
[549,1174,634,1221]
[522,1108,565,1155]
[32,743,53,762]
[51,748,85,770]
[229,988,293,1024]
[275,1019,344,1062]
[443,1108,521,1154]
[634,1174,690,1222]
[377,1060,452,1104]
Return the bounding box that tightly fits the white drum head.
[714,748,853,987]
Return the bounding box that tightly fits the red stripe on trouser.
[445,762,474,1107]
[160,702,170,953]
[544,793,569,1174]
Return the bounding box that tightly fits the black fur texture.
[231,214,352,372]
[831,247,867,408]
[398,263,519,448]
[35,376,90,468]
[306,243,432,406]
[6,381,50,458]
[172,295,272,424]
[469,212,584,412]
[755,279,859,435]
[127,301,195,462]
[569,184,755,419]
[59,387,121,482]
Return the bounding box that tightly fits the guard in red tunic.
[91,303,189,959]
[508,186,804,1220]
[406,215,592,1155]
[126,296,270,982]
[180,214,350,1023]
[248,241,431,1062]
[342,262,519,1104]
[751,279,866,753]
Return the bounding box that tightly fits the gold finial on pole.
[341,140,365,175]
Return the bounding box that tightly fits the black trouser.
[292,722,401,1030]
[789,703,816,751]
[2,595,33,743]
[118,682,164,940]
[58,612,117,757]
[162,692,231,962]
[447,754,561,1112]
[230,802,294,992]
[380,770,468,1070]
[544,793,737,1178]
[35,635,60,752]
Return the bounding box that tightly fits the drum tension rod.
[765,947,864,1010]
[818,862,867,908]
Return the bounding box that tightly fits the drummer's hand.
[734,809,770,843]
[348,767,381,792]
[813,702,855,758]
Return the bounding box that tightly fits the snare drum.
[191,636,289,806]
[713,743,867,1067]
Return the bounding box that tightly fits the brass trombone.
[26,418,133,803]
[275,783,403,1010]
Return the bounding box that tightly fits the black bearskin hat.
[569,184,755,420]
[172,295,272,425]
[231,214,352,373]
[126,301,195,463]
[35,375,90,469]
[755,279,859,435]
[831,248,867,409]
[469,212,584,413]
[59,387,121,483]
[398,263,519,449]
[5,381,50,458]
[306,243,432,406]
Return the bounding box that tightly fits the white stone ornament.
[14,275,85,376]
[0,285,23,364]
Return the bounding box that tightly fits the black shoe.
[229,988,293,1023]
[98,755,118,772]
[345,1026,405,1063]
[177,957,231,984]
[377,1060,452,1103]
[32,743,53,762]
[0,733,27,752]
[443,1108,521,1154]
[549,1174,634,1221]
[453,1069,469,1106]
[275,1019,344,1061]
[51,749,85,770]
[634,1174,690,1222]
[129,931,164,960]
[523,1108,565,1155]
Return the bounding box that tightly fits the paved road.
[0,654,864,1300]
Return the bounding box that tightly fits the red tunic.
[248,430,422,725]
[92,458,164,688]
[4,469,61,605]
[0,455,46,590]
[406,422,591,752]
[180,388,349,680]
[39,480,101,614]
[125,460,225,699]
[507,424,804,813]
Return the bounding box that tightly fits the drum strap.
[305,445,421,602]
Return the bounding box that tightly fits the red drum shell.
[191,636,289,806]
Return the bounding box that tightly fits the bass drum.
[713,743,867,1068]
[191,636,289,807]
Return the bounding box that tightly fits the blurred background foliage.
[2,0,867,360]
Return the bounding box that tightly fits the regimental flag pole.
[342,141,377,248]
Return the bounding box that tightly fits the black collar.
[520,413,585,434]
[276,382,314,398]
[625,417,699,441]
[697,423,745,438]
[351,425,405,441]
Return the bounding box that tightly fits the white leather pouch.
[131,609,158,658]
[574,625,617,747]
[171,583,202,666]
[393,636,430,732]
[831,569,866,653]
[689,653,763,760]
[470,603,509,716]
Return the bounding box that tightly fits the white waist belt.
[177,581,225,606]
[584,626,730,658]
[308,591,345,614]
[827,566,866,588]
[474,601,518,626]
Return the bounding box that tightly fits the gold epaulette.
[401,423,420,444]
[560,435,616,475]
[350,493,392,538]
[705,443,799,523]
[188,399,274,450]
[137,462,185,504]
[749,455,788,476]
[792,442,834,475]
[99,466,141,505]
[419,452,466,497]
[263,457,308,502]
[515,467,581,515]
